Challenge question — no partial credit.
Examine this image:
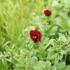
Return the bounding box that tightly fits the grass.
[0,0,70,70]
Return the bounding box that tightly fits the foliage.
[0,0,70,70]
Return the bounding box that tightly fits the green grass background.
[0,0,70,70]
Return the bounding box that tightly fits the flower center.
[33,35,38,42]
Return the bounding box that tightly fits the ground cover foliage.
[0,0,70,70]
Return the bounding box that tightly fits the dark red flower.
[30,30,42,44]
[44,9,51,16]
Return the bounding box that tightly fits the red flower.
[44,9,51,16]
[30,30,42,44]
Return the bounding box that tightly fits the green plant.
[0,0,70,70]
